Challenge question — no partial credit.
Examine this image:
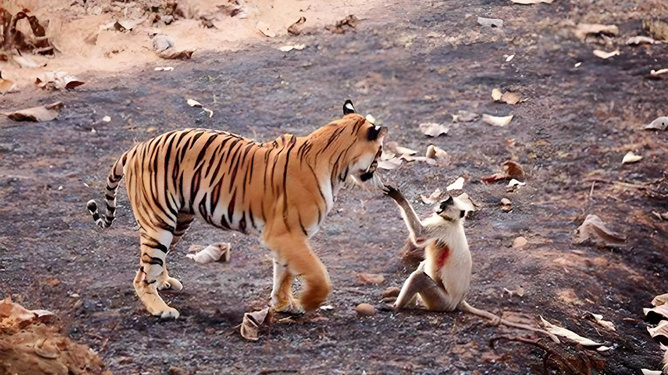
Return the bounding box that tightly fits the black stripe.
[142,253,164,266]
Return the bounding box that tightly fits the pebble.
[356,303,376,316]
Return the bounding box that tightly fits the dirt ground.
[1,0,668,374]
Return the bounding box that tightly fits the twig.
[588,181,595,200]
[583,177,650,190]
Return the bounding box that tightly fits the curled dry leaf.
[627,36,659,45]
[478,17,503,28]
[492,88,503,101]
[4,102,63,122]
[203,108,214,118]
[419,122,449,137]
[187,99,202,107]
[421,188,442,204]
[426,145,448,159]
[186,243,231,264]
[503,286,525,297]
[641,370,662,375]
[573,24,619,42]
[644,117,668,131]
[385,142,417,156]
[512,237,527,248]
[644,304,668,321]
[454,193,477,215]
[652,293,668,307]
[35,72,84,91]
[648,320,668,340]
[622,151,642,164]
[240,307,270,341]
[377,157,402,170]
[651,69,668,77]
[446,177,465,191]
[288,16,307,35]
[357,273,385,285]
[507,179,526,188]
[482,114,513,126]
[540,316,603,347]
[482,172,507,184]
[573,214,626,247]
[584,312,615,331]
[502,161,525,181]
[451,110,479,122]
[159,49,194,60]
[0,77,16,94]
[325,15,359,34]
[593,49,620,59]
[501,91,521,105]
[500,197,512,212]
[278,44,306,52]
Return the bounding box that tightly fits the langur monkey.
[384,186,559,343]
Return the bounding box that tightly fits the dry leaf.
[501,91,521,104]
[652,293,668,307]
[203,108,214,118]
[648,320,668,340]
[4,102,63,122]
[540,316,603,346]
[482,172,508,184]
[288,16,306,35]
[35,72,84,91]
[478,17,503,28]
[641,370,662,375]
[426,145,448,159]
[584,312,615,331]
[454,193,477,214]
[651,69,668,77]
[357,273,385,285]
[503,286,525,297]
[278,44,306,52]
[0,77,16,94]
[645,304,668,322]
[186,243,231,264]
[451,110,479,122]
[421,188,442,204]
[447,177,465,191]
[12,55,42,69]
[627,36,659,45]
[573,24,618,42]
[500,197,512,212]
[573,214,626,247]
[502,161,525,181]
[482,114,513,126]
[378,157,402,170]
[644,117,668,131]
[622,151,642,164]
[492,88,503,101]
[325,15,359,34]
[385,142,417,156]
[419,122,449,137]
[513,237,527,248]
[240,307,270,341]
[257,21,275,37]
[593,49,620,59]
[158,50,193,60]
[154,66,174,71]
[187,99,202,107]
[511,0,553,4]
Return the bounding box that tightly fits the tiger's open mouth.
[360,146,384,182]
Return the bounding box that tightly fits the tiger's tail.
[87,153,126,228]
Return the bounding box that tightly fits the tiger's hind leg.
[134,229,180,319]
[156,213,194,291]
[271,258,304,315]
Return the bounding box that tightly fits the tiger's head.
[308,100,388,189]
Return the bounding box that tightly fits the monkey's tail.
[498,318,561,344]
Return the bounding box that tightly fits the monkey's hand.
[382,185,403,201]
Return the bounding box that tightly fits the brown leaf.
[35,72,84,91]
[644,117,668,131]
[288,16,306,35]
[451,110,479,122]
[482,114,513,126]
[4,102,63,122]
[357,273,385,285]
[482,172,508,185]
[501,91,521,104]
[573,214,626,247]
[325,15,359,34]
[240,307,270,341]
[583,312,615,331]
[419,122,449,137]
[502,161,525,181]
[648,320,668,340]
[420,188,442,204]
[0,77,15,94]
[645,304,668,321]
[159,49,194,60]
[652,293,668,307]
[573,24,619,42]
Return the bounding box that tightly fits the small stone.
[512,236,527,248]
[355,303,376,316]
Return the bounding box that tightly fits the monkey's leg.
[458,301,560,343]
[395,267,455,312]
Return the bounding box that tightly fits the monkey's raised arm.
[383,185,427,246]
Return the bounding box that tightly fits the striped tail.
[87,154,125,228]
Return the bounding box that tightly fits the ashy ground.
[1,0,667,374]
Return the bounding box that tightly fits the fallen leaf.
[513,237,527,248]
[653,212,668,221]
[650,69,668,77]
[154,66,174,71]
[507,179,526,188]
[4,102,63,122]
[593,49,620,59]
[584,312,615,331]
[240,307,270,341]
[203,108,214,118]
[648,320,668,340]
[454,193,477,214]
[644,117,668,131]
[573,214,626,247]
[186,243,231,264]
[501,91,521,104]
[503,286,525,297]
[622,151,642,164]
[482,172,508,184]
[641,370,662,375]
[158,50,194,60]
[627,36,659,45]
[446,177,464,191]
[482,114,513,126]
[540,316,603,346]
[492,88,503,101]
[419,122,449,137]
[278,44,306,52]
[645,304,668,322]
[378,157,402,170]
[357,273,385,285]
[0,78,16,94]
[500,197,512,212]
[502,161,525,181]
[325,15,359,34]
[478,17,503,28]
[288,16,307,35]
[653,293,668,306]
[510,0,553,4]
[385,142,417,156]
[187,99,202,107]
[35,72,84,91]
[12,55,42,69]
[421,188,442,204]
[573,24,619,42]
[426,145,448,159]
[102,116,111,122]
[451,110,479,122]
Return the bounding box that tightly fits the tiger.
[86,100,388,319]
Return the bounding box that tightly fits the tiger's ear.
[343,99,356,115]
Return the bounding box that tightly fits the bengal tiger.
[87,100,388,319]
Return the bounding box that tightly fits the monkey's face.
[435,196,466,222]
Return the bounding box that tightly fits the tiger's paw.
[272,299,305,315]
[158,277,183,291]
[151,307,180,319]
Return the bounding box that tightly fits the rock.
[356,303,376,316]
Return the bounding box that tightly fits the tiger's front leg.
[271,259,304,314]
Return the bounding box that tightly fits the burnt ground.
[1,0,668,374]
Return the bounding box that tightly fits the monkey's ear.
[459,210,465,218]
[343,99,356,115]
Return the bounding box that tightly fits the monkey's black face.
[436,196,465,221]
